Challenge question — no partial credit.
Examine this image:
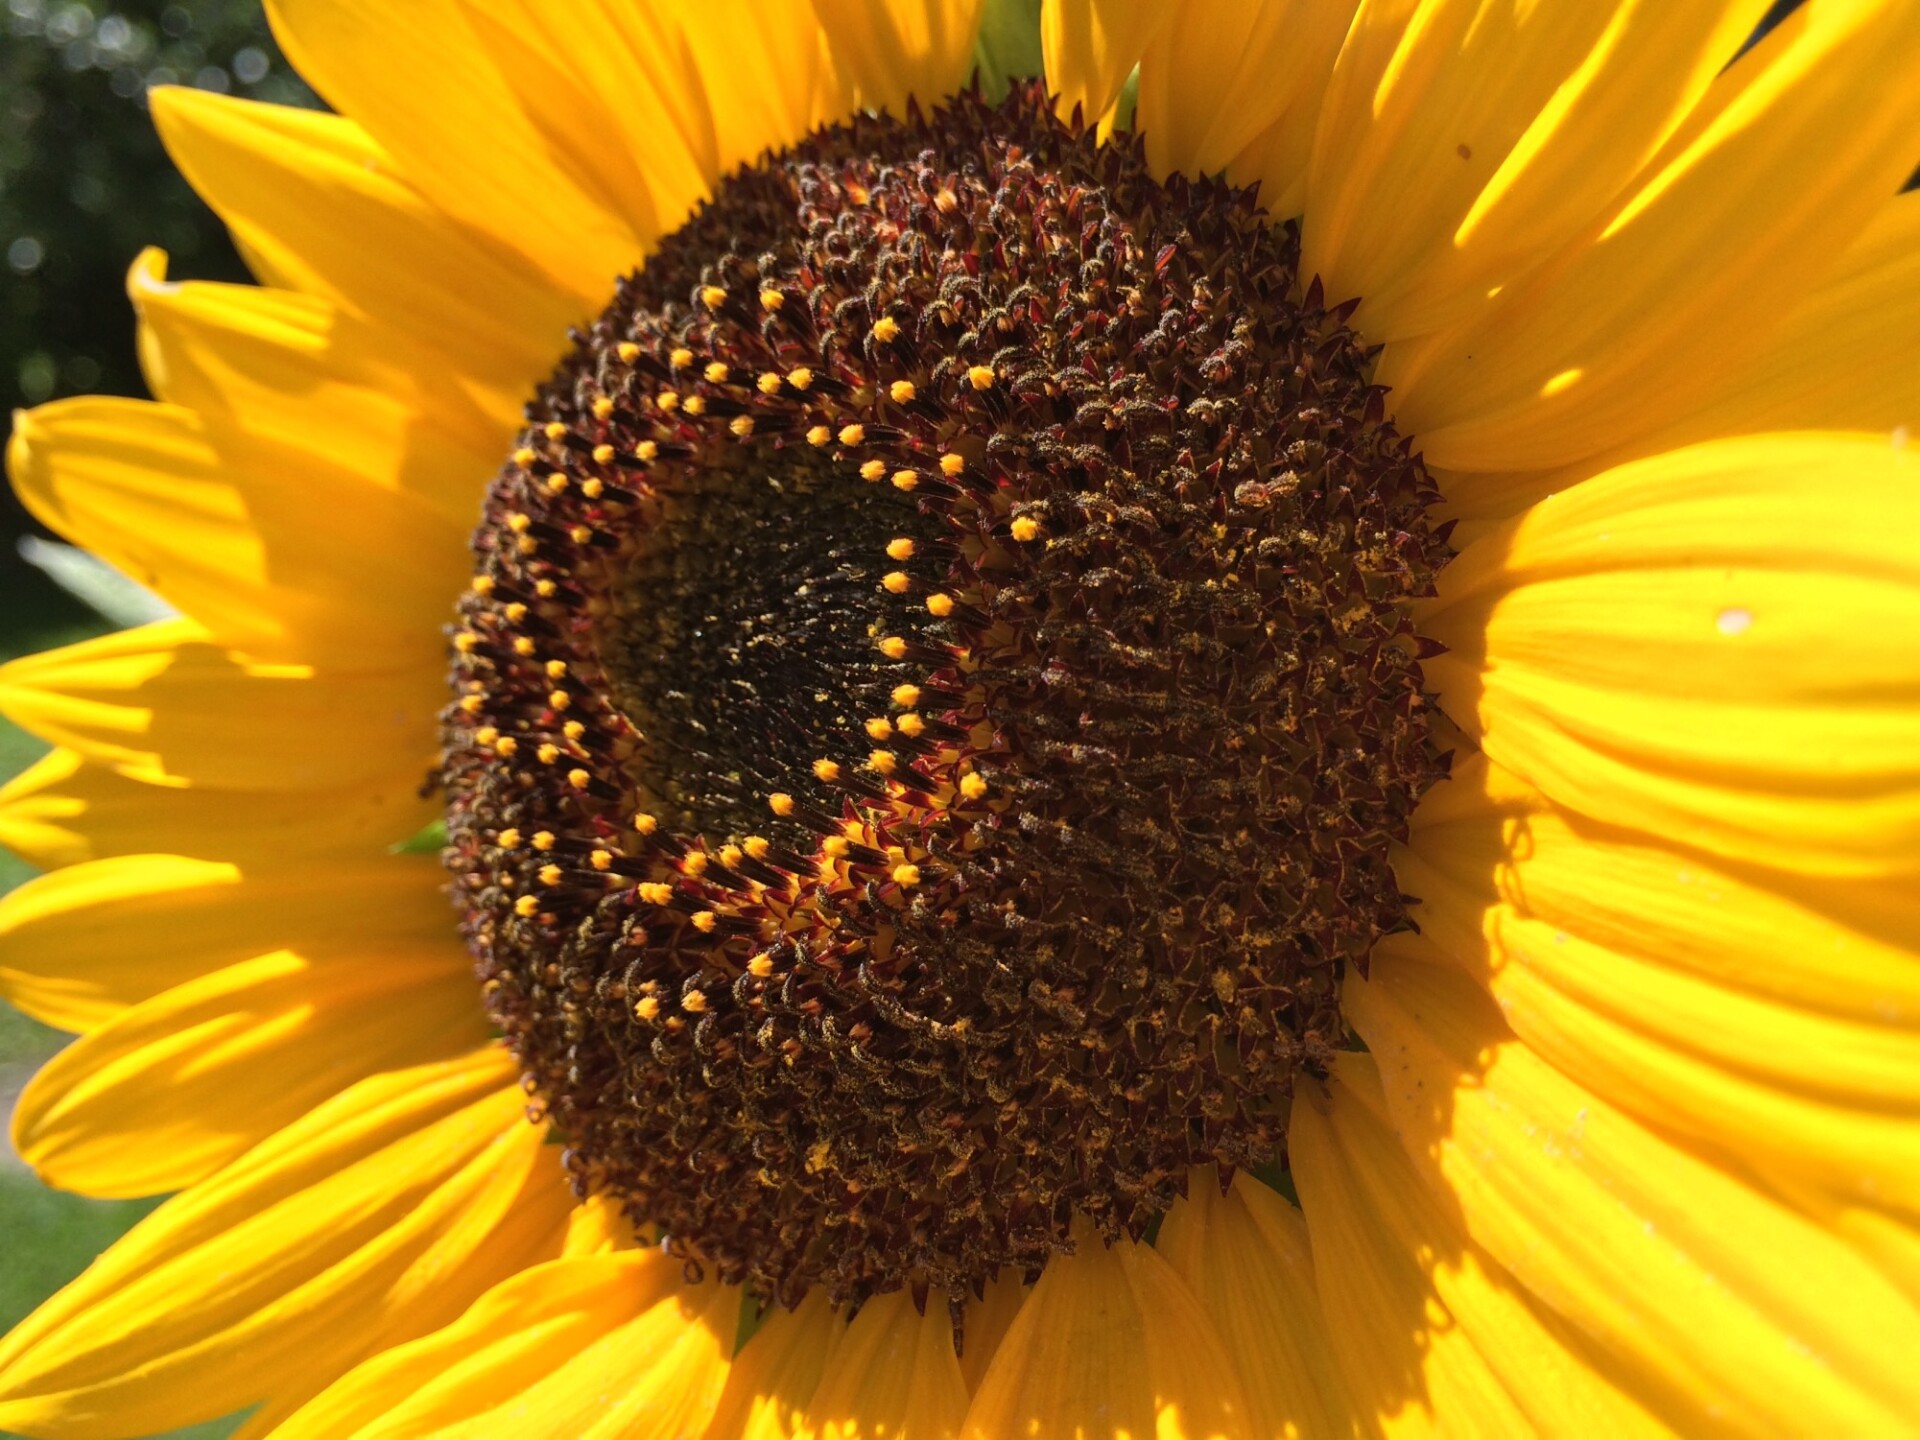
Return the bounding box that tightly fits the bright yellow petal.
[129,248,509,529]
[1136,0,1355,218]
[954,1271,1026,1399]
[1344,956,1920,1435]
[1155,1170,1356,1440]
[1397,753,1920,1214]
[7,399,465,667]
[1420,431,1920,877]
[12,945,480,1198]
[262,0,643,307]
[1290,1052,1672,1438]
[0,618,439,791]
[800,1289,968,1440]
[1380,2,1920,473]
[812,0,985,121]
[0,851,449,1031]
[704,1292,844,1440]
[0,1050,572,1440]
[150,88,580,402]
[1306,0,1768,342]
[1040,0,1174,132]
[267,1248,735,1440]
[962,1222,1253,1440]
[0,748,431,873]
[666,1,850,175]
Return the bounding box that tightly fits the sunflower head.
[441,81,1449,1310]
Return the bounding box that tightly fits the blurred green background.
[3,4,310,1435]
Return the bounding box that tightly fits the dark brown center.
[440,82,1451,1315]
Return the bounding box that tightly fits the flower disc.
[442,83,1451,1311]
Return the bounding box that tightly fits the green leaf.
[972,0,1044,100]
[390,817,449,855]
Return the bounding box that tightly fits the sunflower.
[2,0,1919,1435]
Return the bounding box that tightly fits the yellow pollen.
[638,882,674,905]
[872,315,900,343]
[635,995,660,1019]
[682,395,707,417]
[544,421,567,440]
[730,415,756,437]
[891,470,918,492]
[682,851,710,877]
[563,720,585,740]
[636,440,659,462]
[567,768,592,791]
[535,578,558,597]
[496,736,519,757]
[879,636,908,659]
[743,836,771,860]
[960,772,989,801]
[882,571,912,594]
[893,681,925,707]
[700,285,727,309]
[839,423,866,446]
[515,894,541,917]
[617,341,640,363]
[590,849,614,871]
[581,478,605,499]
[865,717,893,740]
[892,863,922,887]
[545,474,569,494]
[533,831,556,851]
[967,364,996,390]
[813,759,842,783]
[591,396,615,420]
[861,459,887,481]
[940,452,965,476]
[634,812,658,835]
[537,743,562,765]
[474,725,499,746]
[886,537,916,561]
[787,366,813,390]
[822,836,851,859]
[471,574,495,595]
[544,659,567,679]
[592,443,615,464]
[459,693,485,714]
[690,912,719,936]
[889,379,917,404]
[807,424,832,447]
[760,288,785,312]
[747,952,775,978]
[719,844,744,869]
[658,391,681,413]
[1011,516,1042,542]
[768,793,796,817]
[705,361,730,384]
[512,446,536,468]
[540,863,563,886]
[757,371,783,396]
[516,535,538,555]
[670,347,694,370]
[896,712,925,737]
[454,631,479,653]
[926,593,955,617]
[549,690,571,711]
[570,523,593,543]
[869,750,898,776]
[507,513,532,533]
[498,827,522,849]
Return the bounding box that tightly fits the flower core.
[442,84,1450,1312]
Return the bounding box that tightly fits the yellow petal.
[1289,1053,1672,1438]
[0,1049,572,1439]
[13,945,481,1198]
[811,0,985,122]
[7,399,465,667]
[1380,2,1920,472]
[0,748,433,873]
[804,1289,969,1440]
[1306,0,1768,342]
[1397,753,1920,1213]
[129,248,510,530]
[1155,1170,1355,1440]
[1137,1,1355,218]
[0,851,450,1031]
[954,1271,1027,1398]
[963,1222,1253,1440]
[1040,0,1174,132]
[1344,956,1920,1435]
[151,88,579,401]
[704,1292,844,1440]
[262,0,642,308]
[268,1248,735,1440]
[0,618,440,791]
[1420,431,1920,877]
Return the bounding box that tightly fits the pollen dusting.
[440,82,1451,1316]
